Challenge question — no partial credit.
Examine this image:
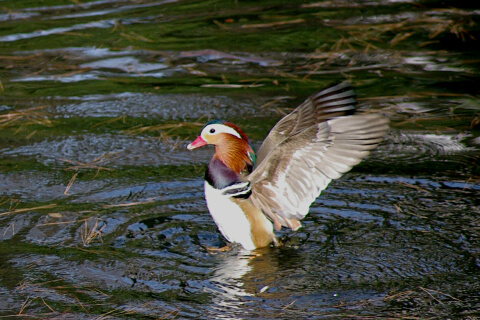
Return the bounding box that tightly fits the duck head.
[187,120,256,174]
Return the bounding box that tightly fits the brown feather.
[232,197,278,248]
[247,83,389,230]
[214,130,253,174]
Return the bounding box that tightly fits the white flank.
[204,182,256,250]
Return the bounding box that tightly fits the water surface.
[1,0,480,319]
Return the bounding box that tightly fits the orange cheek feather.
[215,135,253,174]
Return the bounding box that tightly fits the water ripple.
[0,16,161,42]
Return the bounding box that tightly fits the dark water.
[1,0,480,319]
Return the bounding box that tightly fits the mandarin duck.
[187,82,389,250]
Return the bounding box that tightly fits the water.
[1,0,480,319]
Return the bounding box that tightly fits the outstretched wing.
[255,82,356,164]
[247,83,389,230]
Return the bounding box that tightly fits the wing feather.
[255,82,357,164]
[248,83,389,230]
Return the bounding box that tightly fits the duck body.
[204,181,276,250]
[195,128,277,250]
[187,82,389,250]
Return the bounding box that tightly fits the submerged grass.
[0,106,52,129]
[80,218,104,246]
[3,277,180,320]
[0,202,57,217]
[123,121,204,137]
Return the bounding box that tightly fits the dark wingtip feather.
[311,82,357,118]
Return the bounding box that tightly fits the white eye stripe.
[202,124,241,139]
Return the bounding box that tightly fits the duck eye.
[209,128,216,134]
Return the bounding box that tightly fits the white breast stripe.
[220,181,251,197]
